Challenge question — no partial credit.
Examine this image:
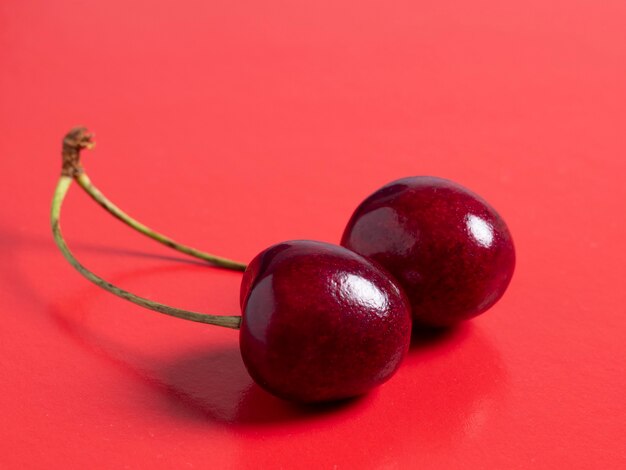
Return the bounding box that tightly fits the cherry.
[341,177,515,327]
[52,129,412,403]
[239,240,412,403]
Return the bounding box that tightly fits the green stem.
[51,175,242,329]
[75,173,246,271]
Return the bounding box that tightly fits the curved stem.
[51,175,241,330]
[74,173,247,271]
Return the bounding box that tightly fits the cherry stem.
[51,128,242,330]
[62,128,246,271]
[75,173,247,271]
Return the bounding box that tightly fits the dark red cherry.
[239,240,412,403]
[341,177,515,327]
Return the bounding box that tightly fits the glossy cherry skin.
[239,240,412,403]
[341,177,515,327]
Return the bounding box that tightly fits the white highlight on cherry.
[340,273,389,312]
[466,214,494,248]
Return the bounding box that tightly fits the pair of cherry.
[52,129,515,405]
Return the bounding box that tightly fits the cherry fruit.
[239,240,412,403]
[341,177,515,327]
[53,129,413,404]
[54,129,515,405]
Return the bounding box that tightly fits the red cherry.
[53,130,414,405]
[239,240,412,403]
[342,177,515,327]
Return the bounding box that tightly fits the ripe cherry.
[239,240,412,403]
[341,177,515,327]
[52,128,412,403]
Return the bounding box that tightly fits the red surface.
[1,1,625,468]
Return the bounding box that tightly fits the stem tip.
[62,127,95,177]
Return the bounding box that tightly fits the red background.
[1,1,625,468]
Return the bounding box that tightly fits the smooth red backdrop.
[1,1,625,468]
